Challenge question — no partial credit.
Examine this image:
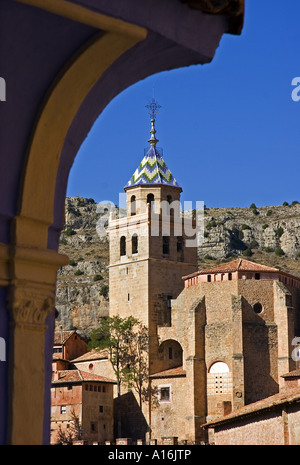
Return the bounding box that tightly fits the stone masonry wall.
[213,410,285,445]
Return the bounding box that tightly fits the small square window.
[60,406,67,414]
[159,386,170,402]
[99,405,103,413]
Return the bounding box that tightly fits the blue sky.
[67,0,300,209]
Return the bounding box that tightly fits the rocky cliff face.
[56,197,110,339]
[56,197,300,338]
[199,203,300,263]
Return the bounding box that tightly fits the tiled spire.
[125,98,180,189]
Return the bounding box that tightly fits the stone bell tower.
[107,99,198,377]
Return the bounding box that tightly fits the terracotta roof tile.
[150,365,186,378]
[281,368,300,378]
[183,259,280,280]
[203,388,300,428]
[71,348,109,362]
[53,330,77,345]
[52,369,116,384]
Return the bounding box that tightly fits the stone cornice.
[7,286,55,329]
[0,241,68,328]
[0,241,69,288]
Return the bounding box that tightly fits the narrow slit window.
[120,236,126,256]
[163,236,170,254]
[132,234,138,254]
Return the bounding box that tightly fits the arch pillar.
[1,0,244,445]
[5,28,147,445]
[2,242,69,444]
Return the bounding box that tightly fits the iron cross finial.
[145,92,161,122]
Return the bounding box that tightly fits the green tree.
[250,239,259,249]
[243,248,253,257]
[275,226,284,237]
[275,247,285,256]
[122,321,150,409]
[100,284,109,298]
[88,316,149,438]
[74,269,83,276]
[65,227,76,236]
[241,224,251,230]
[249,203,259,215]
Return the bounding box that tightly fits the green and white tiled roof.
[125,146,180,189]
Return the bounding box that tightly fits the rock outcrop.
[56,197,300,338]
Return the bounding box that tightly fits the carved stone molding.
[7,287,55,329]
[0,241,68,330]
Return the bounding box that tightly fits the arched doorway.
[0,0,244,444]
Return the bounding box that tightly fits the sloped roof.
[53,330,84,345]
[52,369,116,384]
[71,348,109,363]
[281,368,300,378]
[203,388,300,428]
[183,258,280,280]
[124,146,181,190]
[149,365,186,378]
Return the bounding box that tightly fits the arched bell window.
[120,236,126,256]
[130,195,136,216]
[132,233,138,254]
[147,193,155,211]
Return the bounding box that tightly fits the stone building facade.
[53,329,87,361]
[203,369,300,445]
[107,113,300,444]
[107,114,198,439]
[51,362,116,445]
[150,258,300,443]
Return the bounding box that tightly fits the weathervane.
[146,90,161,148]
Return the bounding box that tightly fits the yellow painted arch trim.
[15,0,147,40]
[16,30,147,250]
[5,29,147,445]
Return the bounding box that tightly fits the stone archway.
[158,339,183,371]
[7,30,146,447]
[1,0,244,445]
